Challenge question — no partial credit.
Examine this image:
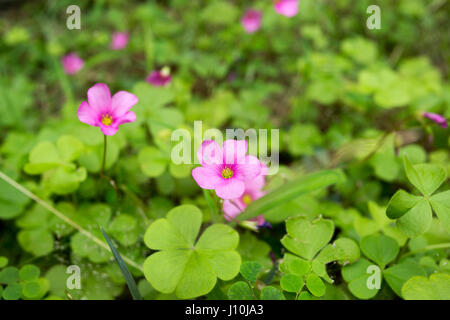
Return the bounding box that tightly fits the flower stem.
[402,242,450,258]
[0,170,143,272]
[101,134,107,176]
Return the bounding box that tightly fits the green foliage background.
[0,0,449,300]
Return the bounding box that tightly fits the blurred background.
[0,0,449,300]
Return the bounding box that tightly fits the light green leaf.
[429,190,450,232]
[383,260,426,297]
[280,274,304,293]
[138,146,167,178]
[281,216,334,260]
[145,205,202,250]
[260,286,285,300]
[143,205,241,299]
[227,281,253,300]
[18,229,54,257]
[306,274,326,297]
[240,262,262,284]
[24,142,61,174]
[403,157,447,196]
[360,234,399,268]
[386,190,422,219]
[108,214,139,246]
[0,267,19,284]
[316,237,360,265]
[342,258,380,299]
[396,199,433,237]
[402,273,450,300]
[19,265,40,282]
[289,258,311,276]
[56,135,84,162]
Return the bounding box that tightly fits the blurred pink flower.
[110,32,129,50]
[192,140,262,199]
[242,9,262,34]
[61,53,84,75]
[274,0,299,17]
[422,112,448,129]
[77,83,138,136]
[223,165,268,226]
[146,68,172,86]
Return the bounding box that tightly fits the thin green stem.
[0,170,143,272]
[101,134,107,177]
[402,243,450,258]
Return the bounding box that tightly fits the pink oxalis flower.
[192,140,262,200]
[61,53,84,75]
[223,165,268,226]
[274,0,299,18]
[146,67,172,87]
[77,83,138,136]
[110,32,129,50]
[422,112,448,129]
[242,9,262,34]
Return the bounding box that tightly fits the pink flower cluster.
[192,140,268,226]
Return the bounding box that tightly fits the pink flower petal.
[197,140,223,166]
[146,71,171,86]
[274,0,298,17]
[77,101,99,126]
[246,175,266,196]
[87,83,111,114]
[115,111,137,126]
[110,32,129,50]
[223,200,245,221]
[215,179,245,200]
[111,91,139,118]
[423,112,448,129]
[242,9,262,34]
[100,124,119,136]
[223,139,248,165]
[235,155,261,180]
[61,53,84,75]
[192,166,222,189]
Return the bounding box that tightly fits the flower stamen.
[101,114,113,126]
[221,167,234,179]
[242,194,252,205]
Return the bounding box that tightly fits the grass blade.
[239,169,346,220]
[101,227,143,300]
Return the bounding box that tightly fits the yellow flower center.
[101,114,113,126]
[221,167,233,179]
[242,194,252,205]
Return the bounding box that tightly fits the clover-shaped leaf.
[386,157,448,236]
[143,205,241,299]
[403,156,447,197]
[24,136,87,195]
[281,216,334,261]
[429,190,450,232]
[402,273,450,300]
[360,234,399,269]
[383,260,426,297]
[342,258,378,299]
